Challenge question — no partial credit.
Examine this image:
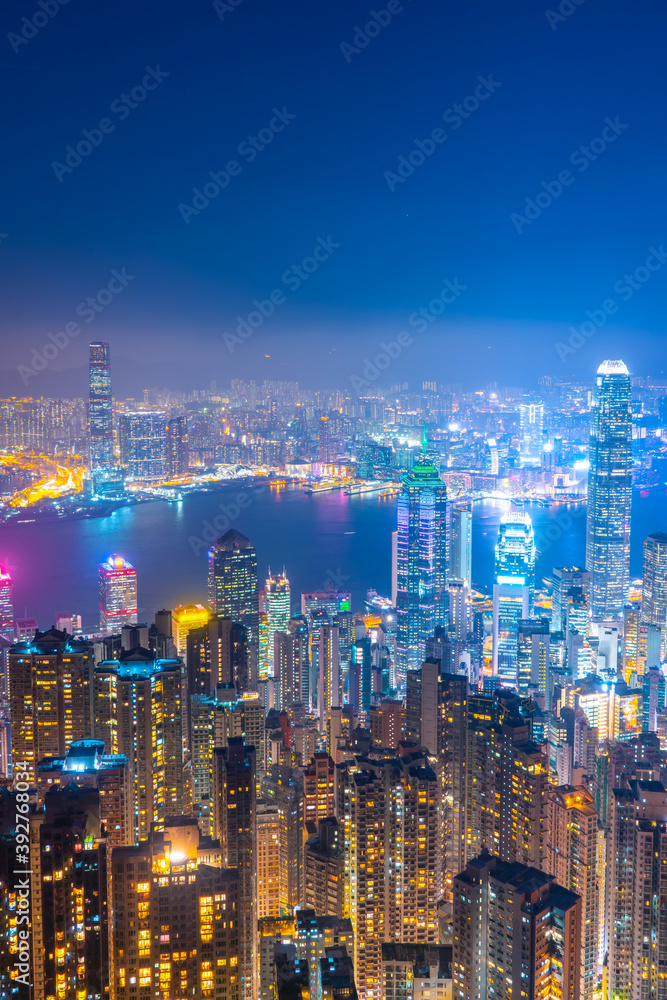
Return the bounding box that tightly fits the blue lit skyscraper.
[492,511,535,686]
[585,359,633,619]
[395,437,448,677]
[88,341,113,472]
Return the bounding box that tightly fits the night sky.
[2,0,666,395]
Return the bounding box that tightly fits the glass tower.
[99,555,138,633]
[88,341,113,472]
[207,529,259,642]
[265,570,291,676]
[642,532,667,651]
[585,359,632,618]
[492,511,535,686]
[395,438,448,678]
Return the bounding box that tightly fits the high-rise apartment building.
[585,359,633,618]
[452,853,581,1000]
[9,627,94,781]
[213,738,258,1000]
[99,555,138,633]
[109,818,240,1000]
[303,752,336,825]
[546,785,599,1000]
[88,341,113,471]
[336,750,439,1000]
[0,567,13,642]
[120,411,168,481]
[304,818,344,918]
[166,414,189,476]
[257,802,282,919]
[516,617,550,696]
[265,572,291,677]
[94,649,183,842]
[318,623,340,732]
[30,785,109,1000]
[261,763,304,913]
[642,531,667,645]
[395,442,448,675]
[492,512,535,686]
[208,530,259,642]
[273,631,301,711]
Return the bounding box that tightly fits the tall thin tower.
[88,341,113,471]
[585,359,632,618]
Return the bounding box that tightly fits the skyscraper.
[88,340,113,471]
[395,438,448,676]
[450,504,472,589]
[166,414,189,476]
[99,554,138,633]
[265,571,291,676]
[585,359,632,618]
[492,512,535,686]
[0,567,13,642]
[208,530,259,642]
[120,411,168,481]
[642,532,667,643]
[518,401,545,464]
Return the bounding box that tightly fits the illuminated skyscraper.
[0,567,13,642]
[265,571,291,676]
[94,649,183,842]
[450,504,472,589]
[208,530,259,642]
[492,512,535,686]
[395,437,448,675]
[585,359,632,618]
[9,628,94,782]
[642,532,667,645]
[166,414,189,476]
[88,340,113,471]
[518,401,545,463]
[99,554,138,633]
[109,818,240,1000]
[172,603,212,657]
[120,411,168,481]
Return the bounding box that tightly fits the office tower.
[109,818,240,1000]
[208,530,259,642]
[552,566,590,632]
[172,603,212,657]
[643,531,667,643]
[546,786,599,1000]
[94,648,182,842]
[452,853,581,1000]
[450,504,472,589]
[395,440,448,675]
[318,623,340,731]
[301,590,351,620]
[37,738,132,847]
[88,340,113,471]
[337,751,439,1000]
[518,401,545,463]
[609,778,667,1000]
[465,712,548,869]
[120,410,168,480]
[516,618,550,696]
[166,414,189,476]
[9,627,93,781]
[303,753,335,824]
[586,359,633,618]
[492,512,535,687]
[213,738,257,1000]
[448,577,470,642]
[320,947,358,1000]
[266,571,291,676]
[304,818,344,917]
[257,802,282,918]
[368,699,405,748]
[30,785,109,1000]
[349,636,370,715]
[288,614,310,709]
[382,945,452,1000]
[261,763,304,913]
[99,554,138,633]
[0,567,13,641]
